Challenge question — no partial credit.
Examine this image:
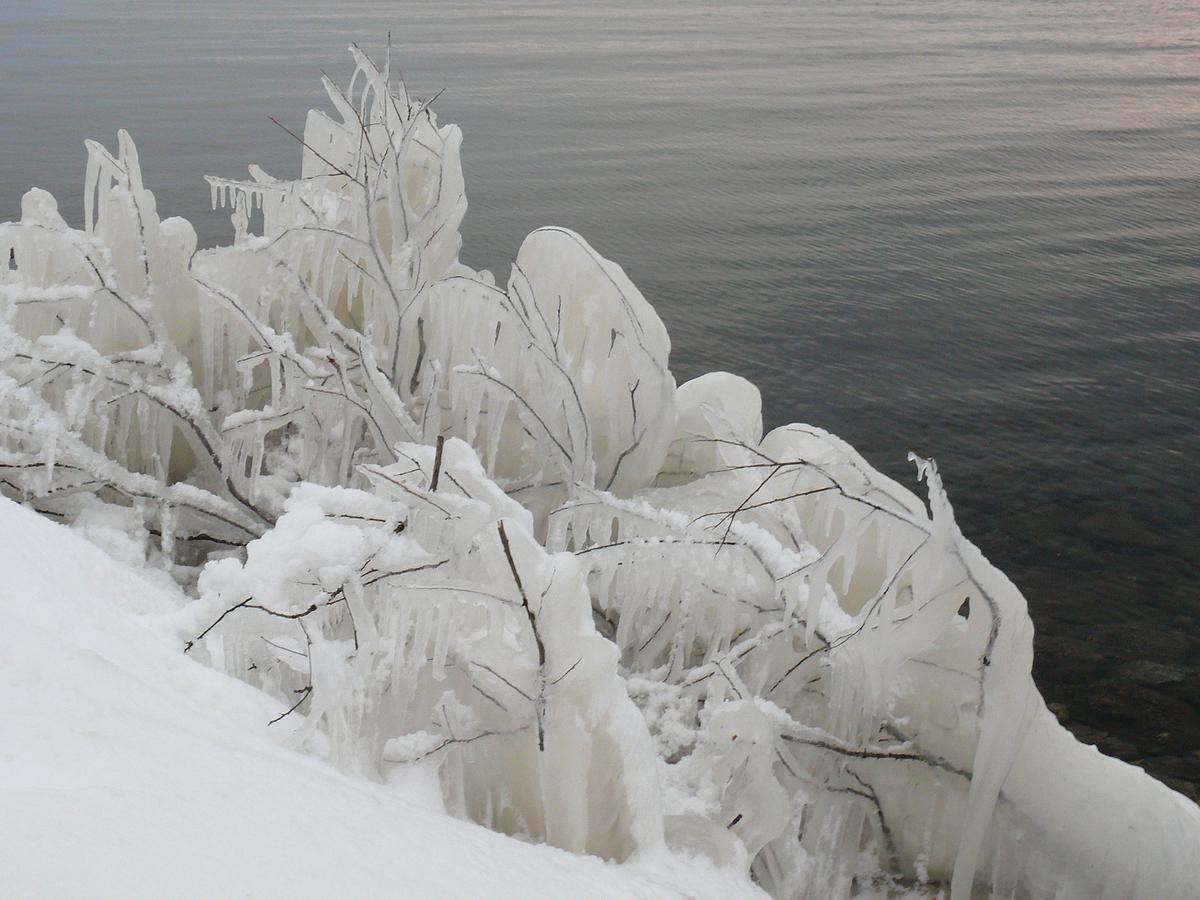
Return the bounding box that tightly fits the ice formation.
[1,47,1196,898]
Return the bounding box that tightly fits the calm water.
[2,1,1198,777]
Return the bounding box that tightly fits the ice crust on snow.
[1,46,1197,899]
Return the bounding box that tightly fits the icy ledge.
[1,47,1197,897]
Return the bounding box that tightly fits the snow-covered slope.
[0,497,757,899]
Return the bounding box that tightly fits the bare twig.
[268,686,313,726]
[430,434,445,492]
[497,520,547,751]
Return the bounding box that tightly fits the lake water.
[2,0,1198,787]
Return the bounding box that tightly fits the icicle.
[431,603,452,682]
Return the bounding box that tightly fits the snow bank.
[0,497,758,899]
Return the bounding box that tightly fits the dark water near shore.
[3,1,1198,791]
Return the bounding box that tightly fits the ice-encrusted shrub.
[2,46,1197,899]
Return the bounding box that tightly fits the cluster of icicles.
[1,46,1196,899]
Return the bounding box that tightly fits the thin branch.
[497,520,547,751]
[268,686,312,726]
[383,725,529,764]
[186,597,320,652]
[429,434,445,492]
[268,116,362,185]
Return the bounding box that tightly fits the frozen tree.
[2,46,1196,899]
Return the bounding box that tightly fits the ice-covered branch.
[3,45,1196,900]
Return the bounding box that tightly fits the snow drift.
[1,46,1197,898]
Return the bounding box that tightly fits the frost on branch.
[3,46,1197,899]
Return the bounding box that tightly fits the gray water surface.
[2,0,1198,786]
